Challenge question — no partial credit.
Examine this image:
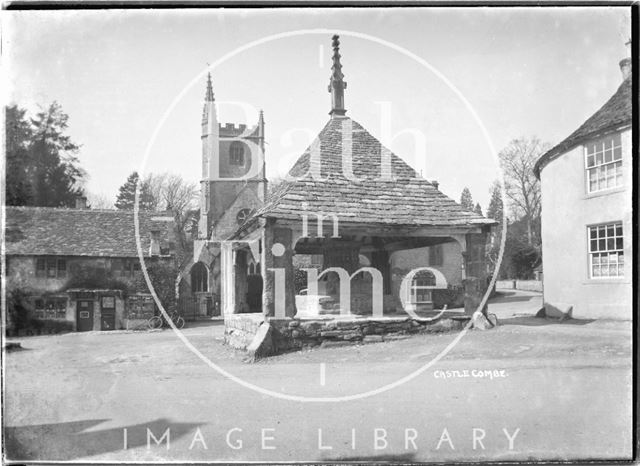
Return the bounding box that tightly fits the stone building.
[5,202,176,333]
[533,47,632,320]
[214,35,495,323]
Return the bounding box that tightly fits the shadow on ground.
[489,291,538,304]
[4,418,202,461]
[183,319,225,329]
[499,316,595,327]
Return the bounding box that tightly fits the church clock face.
[236,208,253,225]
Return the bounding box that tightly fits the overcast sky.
[3,7,631,209]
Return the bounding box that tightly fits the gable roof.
[5,207,175,257]
[534,77,632,178]
[254,117,494,229]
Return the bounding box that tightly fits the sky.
[3,7,631,210]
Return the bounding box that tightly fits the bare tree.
[498,137,549,246]
[162,174,198,213]
[143,172,198,266]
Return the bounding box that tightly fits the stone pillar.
[220,241,235,316]
[262,222,296,318]
[234,250,248,313]
[463,231,490,315]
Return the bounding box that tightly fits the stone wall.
[496,280,543,292]
[390,242,462,289]
[515,280,543,292]
[224,313,468,355]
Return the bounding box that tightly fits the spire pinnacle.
[205,72,215,102]
[328,34,347,118]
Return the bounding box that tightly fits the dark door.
[77,300,94,332]
[246,275,263,312]
[100,296,116,331]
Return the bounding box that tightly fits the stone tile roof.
[5,207,175,257]
[256,117,495,228]
[534,77,632,177]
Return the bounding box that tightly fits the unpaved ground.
[3,291,632,463]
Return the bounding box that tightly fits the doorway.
[100,296,116,330]
[76,300,94,332]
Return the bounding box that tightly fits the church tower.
[198,73,266,240]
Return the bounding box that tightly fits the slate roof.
[534,77,632,177]
[5,207,175,257]
[254,117,494,228]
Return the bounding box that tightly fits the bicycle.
[148,311,185,330]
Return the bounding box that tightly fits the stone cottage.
[5,201,176,333]
[533,45,632,320]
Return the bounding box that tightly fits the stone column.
[463,231,490,315]
[220,241,235,316]
[234,250,248,313]
[262,222,296,318]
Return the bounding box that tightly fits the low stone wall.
[496,280,516,289]
[224,313,470,355]
[224,314,265,349]
[515,280,543,292]
[496,280,542,292]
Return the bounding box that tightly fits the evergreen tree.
[474,202,483,216]
[115,171,154,210]
[29,102,85,207]
[486,180,504,221]
[5,105,33,206]
[6,102,85,207]
[460,187,474,211]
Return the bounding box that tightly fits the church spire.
[205,72,215,102]
[328,35,347,118]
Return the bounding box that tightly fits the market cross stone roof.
[255,117,495,228]
[5,206,175,257]
[534,76,632,178]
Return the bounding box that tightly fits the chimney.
[620,57,631,81]
[149,230,161,256]
[432,180,439,190]
[75,196,87,209]
[620,39,631,81]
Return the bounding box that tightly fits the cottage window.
[229,142,245,166]
[585,134,623,193]
[429,245,443,266]
[411,270,436,303]
[36,258,66,278]
[126,295,156,320]
[36,258,46,277]
[112,259,141,277]
[57,259,67,278]
[588,222,624,278]
[34,297,67,319]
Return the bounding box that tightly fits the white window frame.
[411,271,436,304]
[588,222,624,279]
[584,133,623,194]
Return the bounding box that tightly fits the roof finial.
[328,34,347,118]
[258,109,265,138]
[205,72,215,102]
